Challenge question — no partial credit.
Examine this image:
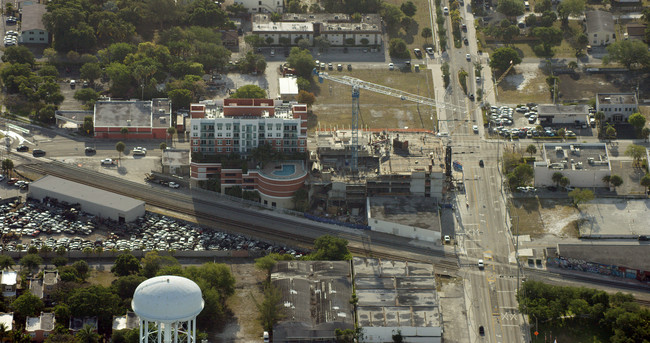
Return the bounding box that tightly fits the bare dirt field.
[310,69,436,132]
[509,198,580,238]
[558,72,646,102]
[497,63,550,104]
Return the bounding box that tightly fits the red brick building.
[93,98,172,139]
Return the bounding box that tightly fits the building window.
[276,124,281,130]
[226,140,231,145]
[29,38,34,41]
[226,147,231,152]
[201,140,206,144]
[193,147,198,152]
[276,133,281,137]
[217,140,222,145]
[299,148,305,152]
[268,124,272,130]
[226,132,231,137]
[217,133,222,137]
[193,125,198,130]
[217,147,222,152]
[193,140,199,144]
[217,123,223,130]
[226,124,231,130]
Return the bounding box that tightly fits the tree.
[159,142,167,150]
[80,63,102,86]
[140,251,178,278]
[115,141,126,163]
[314,36,331,52]
[1,46,36,66]
[609,175,623,190]
[297,90,315,106]
[497,0,524,17]
[489,47,522,72]
[111,274,146,299]
[388,38,410,58]
[380,3,404,31]
[253,283,284,331]
[642,127,650,142]
[568,188,594,207]
[20,254,43,273]
[309,235,352,261]
[286,47,314,79]
[230,85,266,99]
[602,175,611,188]
[76,324,101,343]
[111,253,141,276]
[167,127,176,147]
[605,125,617,141]
[167,89,193,110]
[421,27,433,44]
[11,292,44,318]
[52,257,68,267]
[74,88,99,103]
[502,25,520,44]
[1,159,13,177]
[640,173,650,194]
[557,0,585,23]
[628,112,646,135]
[559,176,570,188]
[604,40,650,70]
[255,255,277,283]
[570,33,588,56]
[552,172,564,187]
[525,144,537,157]
[534,0,551,13]
[625,144,645,167]
[400,1,417,16]
[72,260,89,281]
[244,35,264,47]
[0,255,14,270]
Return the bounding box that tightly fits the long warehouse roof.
[30,175,144,212]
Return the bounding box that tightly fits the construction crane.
[314,69,465,172]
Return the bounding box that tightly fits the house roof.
[26,312,55,332]
[585,11,615,35]
[69,317,98,331]
[0,313,12,331]
[112,311,139,331]
[20,3,47,32]
[29,278,44,298]
[627,23,647,37]
[1,271,17,286]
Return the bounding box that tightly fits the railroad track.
[20,162,459,272]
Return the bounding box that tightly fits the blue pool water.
[273,164,295,176]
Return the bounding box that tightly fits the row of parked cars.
[1,199,306,257]
[16,145,46,157]
[491,126,576,139]
[4,30,18,47]
[314,60,352,72]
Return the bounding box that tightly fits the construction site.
[308,129,450,225]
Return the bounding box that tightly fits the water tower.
[132,275,204,343]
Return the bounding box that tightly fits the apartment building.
[595,93,639,122]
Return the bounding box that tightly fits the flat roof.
[94,100,154,128]
[20,3,46,32]
[43,270,58,286]
[26,312,54,332]
[162,149,190,167]
[112,312,139,331]
[1,271,17,286]
[353,257,440,328]
[0,313,12,331]
[557,243,650,271]
[542,143,610,171]
[29,278,44,298]
[279,78,299,95]
[253,21,313,33]
[537,104,589,115]
[29,175,144,213]
[597,93,637,105]
[368,197,442,233]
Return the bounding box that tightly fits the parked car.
[85,147,96,154]
[443,6,449,14]
[479,326,485,335]
[413,48,422,58]
[101,158,114,165]
[479,160,484,167]
[466,54,471,61]
[337,64,343,71]
[5,30,18,37]
[461,23,467,31]
[168,182,180,189]
[444,235,451,244]
[70,80,76,88]
[478,259,484,269]
[133,147,147,156]
[347,64,352,71]
[388,63,394,70]
[32,149,46,157]
[5,17,17,24]
[16,145,29,152]
[473,125,478,133]
[426,47,434,55]
[328,63,333,70]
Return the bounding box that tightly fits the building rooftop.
[30,175,145,213]
[271,261,354,341]
[43,270,58,286]
[94,99,171,128]
[537,104,590,115]
[253,21,313,33]
[541,143,610,171]
[626,23,647,38]
[557,243,650,272]
[586,10,615,34]
[257,160,307,180]
[1,271,17,286]
[112,312,140,331]
[69,317,98,331]
[26,312,55,332]
[353,257,440,328]
[162,149,190,167]
[279,77,299,96]
[368,197,442,233]
[29,278,44,298]
[20,3,47,32]
[0,313,12,331]
[597,93,637,105]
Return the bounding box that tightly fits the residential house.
[25,312,55,342]
[595,93,639,122]
[69,317,98,333]
[112,311,139,331]
[0,312,13,340]
[626,23,647,41]
[1,271,17,297]
[233,0,282,14]
[585,11,615,46]
[29,270,59,301]
[19,3,48,44]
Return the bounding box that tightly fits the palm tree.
[552,172,564,187]
[610,175,623,191]
[640,173,650,195]
[115,141,126,164]
[526,144,537,157]
[602,175,611,188]
[120,127,129,138]
[1,159,14,178]
[559,176,570,189]
[76,324,100,343]
[0,255,14,270]
[0,323,9,341]
[167,127,176,147]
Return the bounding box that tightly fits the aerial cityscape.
[0,0,648,341]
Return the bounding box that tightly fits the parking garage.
[29,175,145,222]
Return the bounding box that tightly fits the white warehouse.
[534,143,611,188]
[29,175,145,222]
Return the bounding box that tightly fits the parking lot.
[486,104,596,139]
[1,196,306,256]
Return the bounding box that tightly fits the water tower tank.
[133,275,204,343]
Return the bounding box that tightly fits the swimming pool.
[272,164,296,176]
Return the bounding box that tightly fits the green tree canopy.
[230,85,267,99]
[489,47,522,71]
[388,38,410,58]
[380,3,404,31]
[400,1,417,16]
[605,40,650,70]
[286,47,314,79]
[11,292,44,319]
[309,235,352,261]
[20,254,43,273]
[568,188,594,207]
[625,144,645,166]
[0,255,14,270]
[1,46,36,66]
[140,251,179,278]
[111,253,141,276]
[557,0,585,22]
[497,0,524,17]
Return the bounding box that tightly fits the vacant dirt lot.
[509,198,580,238]
[311,69,436,132]
[497,63,550,104]
[558,72,646,102]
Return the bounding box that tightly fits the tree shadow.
[117,166,128,175]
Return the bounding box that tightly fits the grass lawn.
[488,20,585,59]
[309,68,436,131]
[508,198,545,237]
[87,269,117,287]
[532,320,611,343]
[385,0,435,52]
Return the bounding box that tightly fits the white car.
[133,147,147,155]
[443,6,449,14]
[426,47,434,55]
[100,158,114,165]
[168,182,180,189]
[472,125,478,133]
[388,63,394,70]
[444,235,451,244]
[466,54,471,61]
[478,259,484,269]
